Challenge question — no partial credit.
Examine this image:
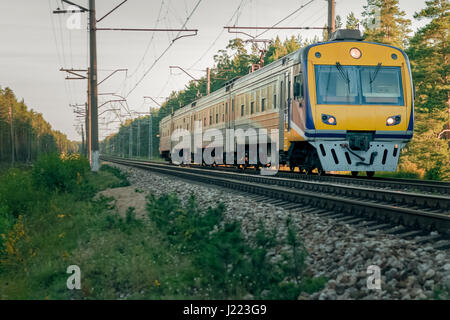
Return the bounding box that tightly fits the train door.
[284,71,292,132]
[278,75,285,156]
[225,92,234,164]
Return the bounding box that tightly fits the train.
[159,29,414,177]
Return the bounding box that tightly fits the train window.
[315,65,404,105]
[360,66,404,105]
[315,65,359,104]
[294,74,304,99]
[261,98,266,112]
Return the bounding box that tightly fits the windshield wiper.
[368,62,382,93]
[370,62,382,84]
[335,62,349,82]
[335,62,350,94]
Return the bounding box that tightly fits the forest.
[0,87,78,165]
[100,0,449,180]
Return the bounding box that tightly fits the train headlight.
[322,114,337,125]
[350,48,362,59]
[386,115,401,126]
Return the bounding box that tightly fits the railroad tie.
[432,239,450,250]
[364,223,392,231]
[413,234,442,244]
[281,204,305,210]
[338,217,366,225]
[395,230,424,239]
[383,226,407,234]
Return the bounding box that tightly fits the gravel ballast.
[108,163,450,300]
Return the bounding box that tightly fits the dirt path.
[96,186,148,219]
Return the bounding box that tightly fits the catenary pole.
[327,0,336,40]
[89,0,100,171]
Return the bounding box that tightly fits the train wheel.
[351,171,359,177]
[366,171,375,178]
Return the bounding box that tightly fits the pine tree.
[362,0,412,48]
[335,15,343,29]
[0,87,77,163]
[264,37,288,65]
[322,15,346,40]
[345,12,360,30]
[407,0,449,113]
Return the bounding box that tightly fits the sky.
[0,0,429,141]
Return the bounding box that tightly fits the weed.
[99,165,130,187]
[146,193,324,299]
[31,153,90,193]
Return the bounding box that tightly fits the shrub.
[146,193,322,299]
[32,153,90,193]
[0,169,36,217]
[99,165,130,187]
[0,202,14,252]
[425,161,443,181]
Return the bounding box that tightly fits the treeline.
[102,0,449,180]
[0,87,78,164]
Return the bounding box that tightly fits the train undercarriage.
[162,139,381,177]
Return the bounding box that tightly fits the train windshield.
[315,65,404,105]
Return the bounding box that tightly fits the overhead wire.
[254,0,316,39]
[127,0,166,79]
[188,0,247,69]
[123,0,204,99]
[48,0,74,106]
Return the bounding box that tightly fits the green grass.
[0,155,325,300]
[0,163,193,299]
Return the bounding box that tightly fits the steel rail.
[101,156,450,236]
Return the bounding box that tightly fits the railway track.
[176,163,450,196]
[101,156,450,249]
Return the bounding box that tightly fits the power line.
[127,0,166,79]
[124,0,204,98]
[254,0,316,39]
[189,0,247,69]
[48,0,74,107]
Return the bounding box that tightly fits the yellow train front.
[294,30,414,176]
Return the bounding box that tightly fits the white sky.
[0,0,428,141]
